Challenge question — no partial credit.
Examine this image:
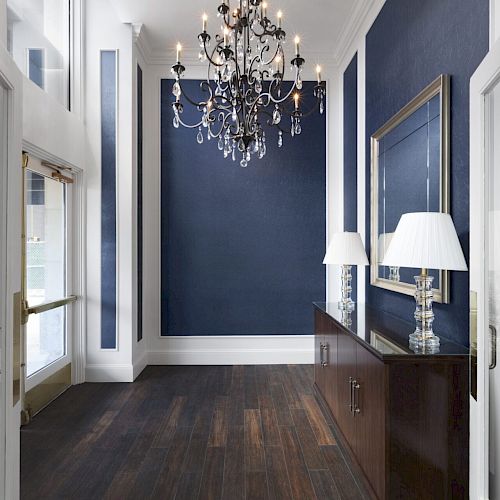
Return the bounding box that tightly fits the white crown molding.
[333,0,375,67]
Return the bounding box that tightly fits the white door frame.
[0,44,23,500]
[470,36,500,500]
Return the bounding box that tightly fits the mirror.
[370,75,450,303]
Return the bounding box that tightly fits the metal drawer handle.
[353,380,360,415]
[490,325,497,370]
[348,377,354,413]
[321,343,328,367]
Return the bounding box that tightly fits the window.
[7,0,70,108]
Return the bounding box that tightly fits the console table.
[313,303,469,500]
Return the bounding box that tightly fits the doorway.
[21,154,77,420]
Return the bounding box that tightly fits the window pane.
[26,171,66,304]
[7,0,70,108]
[25,170,67,377]
[26,306,66,376]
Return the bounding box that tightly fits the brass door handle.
[490,325,497,370]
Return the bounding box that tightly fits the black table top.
[313,302,469,361]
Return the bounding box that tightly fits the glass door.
[21,154,75,417]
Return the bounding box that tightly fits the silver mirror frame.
[370,74,450,303]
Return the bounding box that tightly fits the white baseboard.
[148,335,315,365]
[133,350,148,380]
[85,363,135,382]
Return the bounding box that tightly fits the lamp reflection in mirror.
[323,233,369,317]
[382,212,467,353]
[378,232,400,282]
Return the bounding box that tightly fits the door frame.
[0,43,23,500]
[469,35,500,500]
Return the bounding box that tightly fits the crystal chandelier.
[171,0,326,167]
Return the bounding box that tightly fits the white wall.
[84,0,140,382]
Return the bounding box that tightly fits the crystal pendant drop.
[172,81,181,97]
[202,110,208,128]
[295,123,302,135]
[240,157,248,168]
[255,79,262,94]
[173,115,180,128]
[296,75,303,90]
[232,108,237,122]
[218,136,224,151]
[278,131,283,147]
[207,130,211,141]
[232,145,236,161]
[320,98,324,114]
[291,118,295,137]
[198,50,206,62]
[272,106,281,125]
[197,127,204,144]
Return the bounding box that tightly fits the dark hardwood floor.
[21,365,366,500]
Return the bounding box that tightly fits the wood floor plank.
[310,469,341,500]
[221,425,245,500]
[208,396,228,447]
[244,409,266,471]
[128,447,168,498]
[175,471,203,500]
[152,395,187,448]
[301,395,336,445]
[279,426,317,500]
[321,445,364,500]
[260,406,281,446]
[291,409,327,470]
[151,425,194,499]
[244,365,259,410]
[270,384,294,426]
[265,445,294,500]
[246,471,269,500]
[199,446,225,500]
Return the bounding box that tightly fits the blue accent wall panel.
[137,64,144,342]
[161,79,326,336]
[100,50,117,349]
[365,0,489,346]
[344,54,358,301]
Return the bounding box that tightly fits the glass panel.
[7,0,70,108]
[489,81,500,498]
[25,169,66,376]
[26,306,66,377]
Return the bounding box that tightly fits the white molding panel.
[148,335,315,366]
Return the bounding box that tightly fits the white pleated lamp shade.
[323,232,369,266]
[377,232,395,263]
[382,212,468,271]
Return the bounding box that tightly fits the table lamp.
[323,232,369,312]
[378,232,399,281]
[382,212,467,352]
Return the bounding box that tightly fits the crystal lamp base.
[411,270,440,354]
[338,265,356,312]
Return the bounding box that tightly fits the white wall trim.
[85,363,135,382]
[133,350,148,380]
[148,335,314,366]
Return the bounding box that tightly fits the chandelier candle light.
[171,0,326,167]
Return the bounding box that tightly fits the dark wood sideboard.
[313,303,469,500]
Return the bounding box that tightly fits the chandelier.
[171,0,326,167]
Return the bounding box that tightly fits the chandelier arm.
[177,115,204,129]
[207,110,232,137]
[177,81,211,109]
[266,74,300,105]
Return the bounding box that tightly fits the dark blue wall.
[100,50,117,349]
[161,79,326,336]
[344,54,358,301]
[137,64,143,342]
[365,0,489,346]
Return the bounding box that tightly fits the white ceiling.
[110,0,370,65]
